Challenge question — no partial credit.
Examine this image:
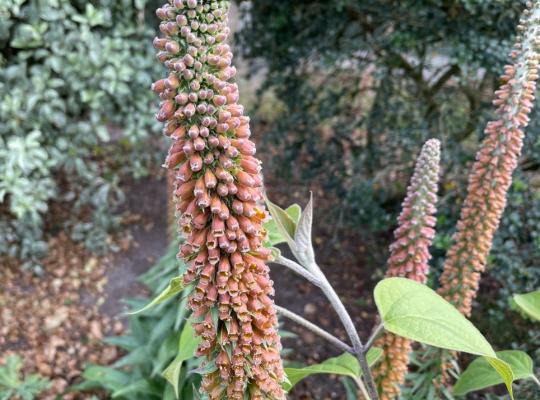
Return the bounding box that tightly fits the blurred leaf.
[10,24,42,48]
[112,379,160,398]
[80,366,130,392]
[0,354,50,400]
[514,291,540,322]
[162,322,201,399]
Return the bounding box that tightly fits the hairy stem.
[365,323,384,351]
[275,305,354,354]
[273,255,322,287]
[310,261,379,400]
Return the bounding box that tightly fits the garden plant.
[2,0,540,400]
[128,0,540,399]
[0,0,161,269]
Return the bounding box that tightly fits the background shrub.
[0,0,163,269]
[235,0,540,377]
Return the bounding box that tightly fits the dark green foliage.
[77,242,202,399]
[235,0,532,227]
[0,0,163,269]
[235,0,540,395]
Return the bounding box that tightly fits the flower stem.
[275,305,354,354]
[274,255,322,286]
[277,255,380,399]
[310,262,379,400]
[364,323,384,351]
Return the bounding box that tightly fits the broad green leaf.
[514,291,540,321]
[283,347,382,391]
[375,278,496,356]
[374,278,515,398]
[162,322,201,399]
[128,276,185,315]
[454,351,534,396]
[264,200,301,246]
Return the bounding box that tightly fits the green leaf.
[374,278,515,398]
[10,24,43,48]
[486,357,515,399]
[80,366,130,392]
[111,379,160,398]
[514,291,540,321]
[340,377,359,400]
[375,278,496,356]
[264,200,301,246]
[454,351,534,396]
[162,322,201,399]
[294,193,315,265]
[283,347,382,392]
[128,276,185,315]
[287,204,302,223]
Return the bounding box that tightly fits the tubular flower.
[152,1,285,399]
[372,139,441,400]
[438,1,540,317]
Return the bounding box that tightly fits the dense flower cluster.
[373,139,440,399]
[152,1,285,398]
[438,1,540,317]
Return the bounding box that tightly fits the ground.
[0,175,169,399]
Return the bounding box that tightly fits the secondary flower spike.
[372,139,440,400]
[152,1,285,399]
[438,1,540,317]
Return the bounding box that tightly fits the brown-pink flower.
[438,2,540,317]
[152,1,285,398]
[373,139,440,399]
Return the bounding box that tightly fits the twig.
[364,323,384,352]
[275,305,354,354]
[273,255,322,287]
[308,262,380,400]
[275,254,380,397]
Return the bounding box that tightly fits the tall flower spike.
[152,1,285,399]
[372,139,440,400]
[438,1,540,317]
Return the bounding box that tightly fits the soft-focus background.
[1,1,539,399]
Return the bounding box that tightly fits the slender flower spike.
[373,139,440,400]
[152,1,285,399]
[438,1,540,317]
